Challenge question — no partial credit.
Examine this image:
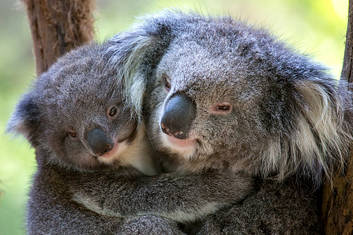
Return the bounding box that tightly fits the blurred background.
[0,0,348,234]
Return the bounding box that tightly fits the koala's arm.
[71,171,253,223]
[194,177,322,235]
[119,215,185,235]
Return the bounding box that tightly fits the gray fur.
[119,215,185,235]
[103,11,353,234]
[8,40,253,234]
[195,177,322,235]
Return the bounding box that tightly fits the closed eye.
[209,102,232,115]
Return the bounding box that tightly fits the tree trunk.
[23,0,95,75]
[322,1,353,234]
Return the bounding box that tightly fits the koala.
[88,11,351,234]
[8,40,254,234]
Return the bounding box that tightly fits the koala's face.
[147,35,270,164]
[139,12,350,179]
[9,44,138,170]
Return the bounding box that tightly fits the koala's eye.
[67,130,78,139]
[162,74,171,91]
[107,105,118,119]
[210,102,232,115]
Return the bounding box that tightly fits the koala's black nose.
[86,128,114,156]
[160,93,196,139]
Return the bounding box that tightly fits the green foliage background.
[0,0,348,234]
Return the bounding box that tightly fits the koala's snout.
[160,93,196,139]
[86,128,114,156]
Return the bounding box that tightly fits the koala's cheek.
[151,105,165,145]
[73,154,99,169]
[61,141,100,169]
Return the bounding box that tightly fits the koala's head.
[7,43,139,171]
[107,11,353,182]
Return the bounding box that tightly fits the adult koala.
[101,11,352,234]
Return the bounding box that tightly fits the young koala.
[81,11,351,234]
[8,41,253,234]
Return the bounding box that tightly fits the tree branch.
[322,1,353,234]
[23,0,95,75]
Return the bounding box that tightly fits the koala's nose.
[160,93,196,139]
[86,128,114,156]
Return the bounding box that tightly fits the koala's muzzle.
[86,128,114,156]
[160,93,196,139]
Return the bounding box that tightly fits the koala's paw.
[118,215,185,235]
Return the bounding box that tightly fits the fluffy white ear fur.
[262,79,352,183]
[106,30,156,120]
[120,35,152,117]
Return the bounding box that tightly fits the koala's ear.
[105,12,174,117]
[7,93,41,145]
[293,78,352,166]
[263,75,353,183]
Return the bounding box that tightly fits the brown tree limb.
[341,1,353,85]
[23,0,95,75]
[322,1,353,234]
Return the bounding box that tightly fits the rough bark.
[23,0,95,75]
[322,1,353,234]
